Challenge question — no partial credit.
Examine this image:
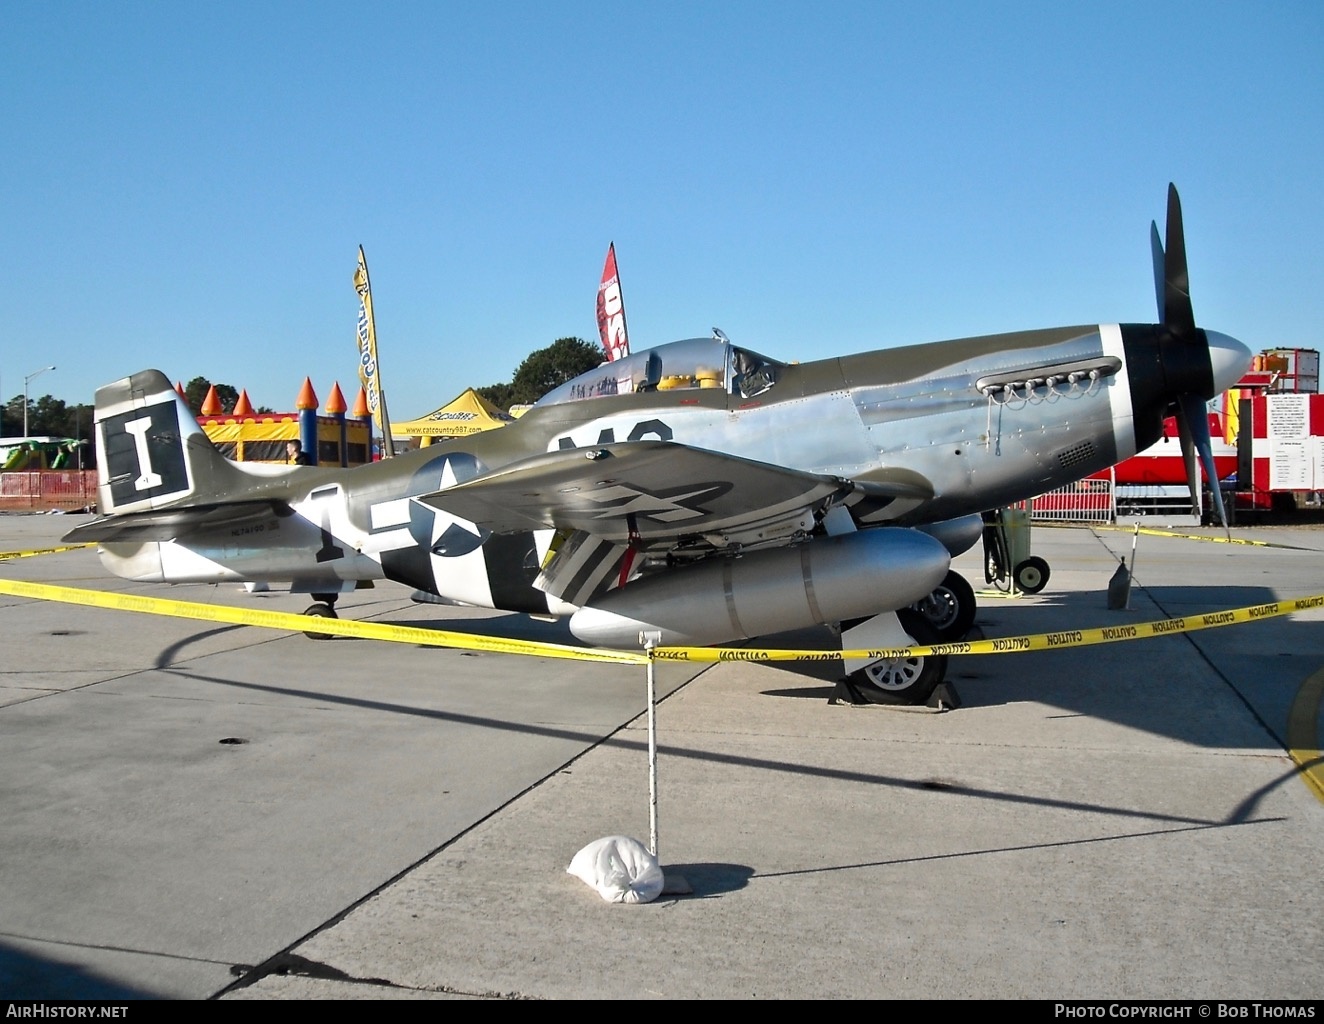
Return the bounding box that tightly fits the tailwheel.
[847,609,947,706]
[302,602,338,640]
[1013,556,1050,594]
[910,570,976,641]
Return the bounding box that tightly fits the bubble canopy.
[535,337,784,407]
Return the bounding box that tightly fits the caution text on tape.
[0,578,648,666]
[3,576,1319,670]
[653,593,1324,662]
[0,543,96,560]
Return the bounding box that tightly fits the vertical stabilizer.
[94,370,248,515]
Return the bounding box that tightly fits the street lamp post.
[24,366,57,438]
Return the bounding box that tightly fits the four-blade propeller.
[1150,183,1231,532]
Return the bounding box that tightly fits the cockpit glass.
[730,346,780,398]
[535,337,782,407]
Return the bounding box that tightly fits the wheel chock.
[829,678,960,711]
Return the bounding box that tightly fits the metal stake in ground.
[640,630,662,857]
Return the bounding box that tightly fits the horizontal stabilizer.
[63,501,289,543]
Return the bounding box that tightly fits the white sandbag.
[566,835,664,904]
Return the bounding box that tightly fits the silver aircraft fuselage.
[85,321,1250,637]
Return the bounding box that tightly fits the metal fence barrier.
[1030,473,1115,523]
[0,471,98,512]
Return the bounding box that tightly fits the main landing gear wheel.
[302,602,338,640]
[847,609,948,706]
[1013,556,1050,595]
[911,570,976,641]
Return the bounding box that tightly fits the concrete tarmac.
[1,512,1321,1000]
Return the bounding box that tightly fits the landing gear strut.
[910,569,976,641]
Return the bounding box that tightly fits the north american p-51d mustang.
[66,186,1251,704]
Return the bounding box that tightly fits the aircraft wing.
[420,440,937,606]
[62,501,289,543]
[417,440,852,546]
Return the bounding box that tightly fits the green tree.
[1,395,22,436]
[474,382,516,410]
[2,394,88,438]
[478,337,602,409]
[183,376,240,415]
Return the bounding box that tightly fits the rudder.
[95,370,242,515]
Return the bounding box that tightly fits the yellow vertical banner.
[354,246,395,457]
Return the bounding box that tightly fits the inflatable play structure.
[0,437,94,510]
[195,380,374,466]
[0,437,85,472]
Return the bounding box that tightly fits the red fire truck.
[1088,348,1321,519]
[1230,348,1322,515]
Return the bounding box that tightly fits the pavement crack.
[226,953,538,998]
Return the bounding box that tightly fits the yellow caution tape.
[0,543,97,560]
[12,547,1323,800]
[652,593,1324,662]
[2,574,1319,670]
[0,578,648,666]
[1116,527,1308,549]
[1042,522,1317,551]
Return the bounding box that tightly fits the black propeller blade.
[1150,183,1230,531]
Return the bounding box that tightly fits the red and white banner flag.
[596,243,630,362]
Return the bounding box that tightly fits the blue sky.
[3,2,1321,421]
